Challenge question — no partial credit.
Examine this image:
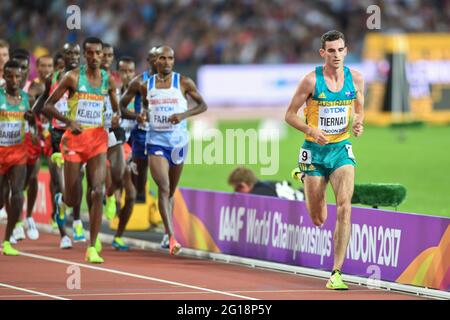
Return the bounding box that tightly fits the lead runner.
[285,30,365,290]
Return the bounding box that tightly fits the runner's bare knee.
[90,185,104,201]
[336,200,351,223]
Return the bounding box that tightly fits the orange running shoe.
[169,236,182,255]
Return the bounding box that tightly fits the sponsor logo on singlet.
[75,93,104,127]
[318,106,349,135]
[0,111,25,146]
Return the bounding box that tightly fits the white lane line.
[0,283,69,300]
[19,252,258,300]
[0,288,393,299]
[0,291,215,298]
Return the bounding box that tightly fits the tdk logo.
[324,107,346,114]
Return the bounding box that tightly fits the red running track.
[0,226,427,300]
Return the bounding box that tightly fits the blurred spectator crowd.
[1,0,449,69]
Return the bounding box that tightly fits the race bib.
[103,97,114,129]
[149,105,175,131]
[318,105,349,135]
[107,130,118,148]
[76,99,104,127]
[121,118,135,132]
[54,99,69,128]
[120,102,136,133]
[298,148,312,164]
[138,121,150,131]
[0,121,23,146]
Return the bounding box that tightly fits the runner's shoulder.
[180,74,195,88]
[349,69,364,88]
[63,68,81,83]
[303,70,316,84]
[349,68,363,81]
[64,67,80,77]
[300,71,316,92]
[128,73,145,89]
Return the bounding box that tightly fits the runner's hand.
[24,110,35,123]
[136,111,147,124]
[129,161,138,175]
[30,133,40,146]
[308,127,328,145]
[67,120,83,135]
[352,121,364,137]
[168,113,184,125]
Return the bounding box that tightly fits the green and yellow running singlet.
[0,88,29,146]
[304,66,356,143]
[67,65,109,129]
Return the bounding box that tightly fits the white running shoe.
[13,222,26,241]
[160,234,169,249]
[9,236,17,244]
[60,235,72,249]
[0,207,7,220]
[26,217,39,240]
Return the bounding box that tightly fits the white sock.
[73,220,82,227]
[56,193,65,206]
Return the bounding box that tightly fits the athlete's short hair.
[0,39,9,49]
[53,52,63,62]
[82,37,103,51]
[149,46,160,55]
[228,167,258,187]
[103,43,113,49]
[63,42,80,52]
[321,30,345,49]
[3,60,21,71]
[155,46,174,56]
[117,56,135,69]
[11,48,30,62]
[36,55,53,65]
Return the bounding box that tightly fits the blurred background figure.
[228,167,304,201]
[0,39,9,87]
[1,0,448,69]
[53,52,65,74]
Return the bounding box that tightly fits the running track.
[0,226,428,300]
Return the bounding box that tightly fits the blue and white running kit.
[145,72,188,166]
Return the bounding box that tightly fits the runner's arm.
[43,70,76,126]
[108,77,122,128]
[31,75,52,115]
[25,98,40,145]
[285,72,328,145]
[285,72,314,134]
[139,83,149,123]
[28,79,46,107]
[351,70,365,137]
[119,75,140,120]
[108,77,120,116]
[170,76,207,123]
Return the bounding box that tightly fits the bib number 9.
[298,148,312,164]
